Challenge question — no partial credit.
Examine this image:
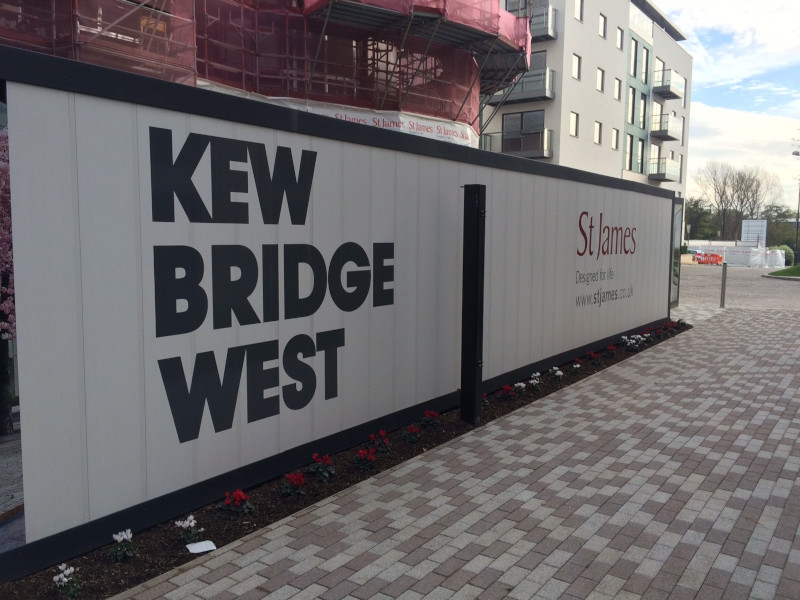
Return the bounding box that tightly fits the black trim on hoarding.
[460,185,486,426]
[0,391,459,583]
[0,46,676,200]
[481,317,673,395]
[669,197,684,311]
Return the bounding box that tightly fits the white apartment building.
[481,0,692,198]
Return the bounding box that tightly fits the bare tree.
[695,160,734,239]
[694,162,785,240]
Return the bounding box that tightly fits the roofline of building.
[631,0,686,42]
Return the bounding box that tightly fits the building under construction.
[0,0,530,136]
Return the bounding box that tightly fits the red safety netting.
[0,0,71,53]
[0,0,526,129]
[0,1,196,85]
[198,0,487,126]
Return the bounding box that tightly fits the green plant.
[421,410,440,428]
[778,244,795,266]
[174,515,204,544]
[108,529,136,562]
[53,564,80,598]
[281,472,306,496]
[680,244,688,254]
[217,489,254,515]
[402,424,421,444]
[354,448,377,470]
[307,453,336,483]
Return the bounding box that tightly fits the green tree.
[762,203,797,249]
[684,198,715,241]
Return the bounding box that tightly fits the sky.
[654,0,800,208]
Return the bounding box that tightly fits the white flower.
[113,528,133,543]
[554,370,563,378]
[513,382,525,391]
[572,363,581,369]
[175,515,198,530]
[54,563,74,587]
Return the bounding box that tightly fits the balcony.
[481,129,553,159]
[652,69,685,100]
[487,67,555,104]
[530,5,557,41]
[650,114,681,141]
[648,157,681,182]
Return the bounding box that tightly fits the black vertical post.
[460,184,486,426]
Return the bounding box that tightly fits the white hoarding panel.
[10,85,89,541]
[7,78,672,545]
[481,178,670,381]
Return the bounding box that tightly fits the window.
[653,100,663,123]
[625,134,634,170]
[611,128,619,150]
[679,154,684,183]
[636,138,644,173]
[596,68,605,92]
[614,78,622,100]
[651,143,660,165]
[654,57,664,86]
[629,38,638,76]
[594,121,602,145]
[639,92,647,129]
[574,0,583,21]
[616,27,624,50]
[572,54,582,80]
[570,112,579,137]
[599,14,607,38]
[501,110,545,153]
[681,116,686,145]
[627,86,636,124]
[641,47,649,83]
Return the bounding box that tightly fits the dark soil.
[0,320,689,599]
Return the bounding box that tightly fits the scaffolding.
[0,1,195,84]
[0,0,529,130]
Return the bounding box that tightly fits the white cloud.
[685,103,800,206]
[655,0,800,87]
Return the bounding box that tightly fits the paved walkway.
[79,267,800,598]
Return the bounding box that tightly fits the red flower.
[606,345,616,351]
[285,472,305,487]
[573,358,582,364]
[407,424,420,434]
[424,410,439,419]
[379,430,387,437]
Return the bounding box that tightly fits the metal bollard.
[720,262,728,308]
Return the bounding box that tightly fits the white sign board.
[7,81,672,543]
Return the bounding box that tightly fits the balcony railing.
[648,157,681,182]
[530,5,557,41]
[650,114,681,141]
[653,69,685,100]
[480,129,553,159]
[487,67,555,104]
